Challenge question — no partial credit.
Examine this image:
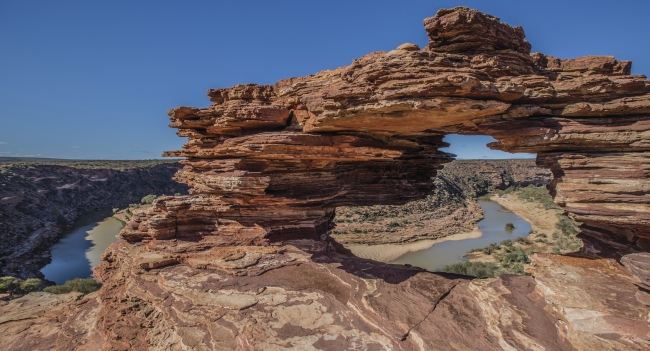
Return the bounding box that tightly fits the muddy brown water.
[40,211,124,284]
[390,198,532,271]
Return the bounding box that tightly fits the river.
[40,211,124,284]
[40,197,528,283]
[389,197,532,271]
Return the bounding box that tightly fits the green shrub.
[509,263,526,275]
[556,215,579,236]
[514,237,531,245]
[112,208,119,214]
[0,276,20,294]
[0,276,43,295]
[498,247,531,267]
[440,261,500,278]
[43,278,101,295]
[516,185,557,209]
[141,194,157,204]
[505,223,515,231]
[19,278,43,292]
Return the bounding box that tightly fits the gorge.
[2,6,650,350]
[0,160,187,279]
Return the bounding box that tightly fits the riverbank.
[490,193,559,235]
[332,159,551,247]
[462,186,582,267]
[346,226,482,262]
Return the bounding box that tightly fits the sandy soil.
[345,226,482,262]
[464,251,497,263]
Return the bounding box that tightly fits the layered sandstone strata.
[2,242,648,350]
[4,6,650,350]
[120,7,650,259]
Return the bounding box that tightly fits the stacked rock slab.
[7,7,649,350]
[122,8,650,259]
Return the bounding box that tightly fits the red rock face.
[118,7,650,259]
[6,6,648,350]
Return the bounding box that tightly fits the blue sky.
[1,0,648,160]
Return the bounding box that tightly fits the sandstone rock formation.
[3,6,650,350]
[124,7,649,259]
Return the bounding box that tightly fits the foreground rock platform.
[3,6,650,350]
[2,243,649,350]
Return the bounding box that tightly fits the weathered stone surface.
[4,6,650,350]
[2,245,648,350]
[424,7,531,54]
[132,6,650,259]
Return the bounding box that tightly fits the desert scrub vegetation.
[0,276,44,296]
[552,214,582,253]
[445,241,533,278]
[0,157,180,170]
[140,194,158,204]
[449,185,583,278]
[440,261,500,279]
[496,185,583,254]
[0,276,101,299]
[496,184,556,209]
[43,278,102,294]
[115,194,163,220]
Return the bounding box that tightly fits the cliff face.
[0,162,188,278]
[4,7,650,350]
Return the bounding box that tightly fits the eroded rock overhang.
[124,6,650,259]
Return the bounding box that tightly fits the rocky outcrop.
[2,243,648,350]
[121,6,650,258]
[0,162,188,278]
[3,6,650,350]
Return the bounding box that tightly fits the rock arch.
[20,7,649,351]
[124,7,650,260]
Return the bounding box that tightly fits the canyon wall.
[0,162,187,278]
[2,7,650,350]
[333,159,550,245]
